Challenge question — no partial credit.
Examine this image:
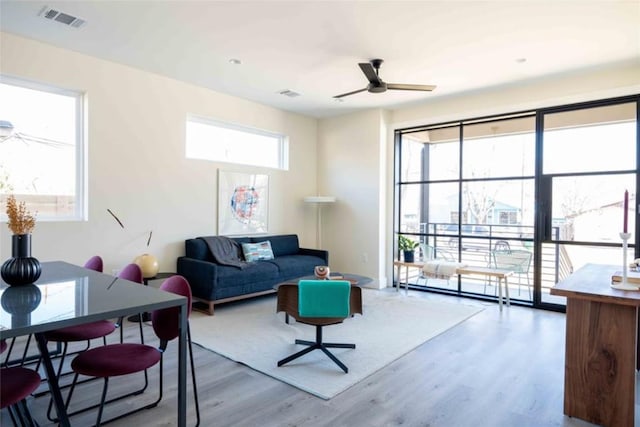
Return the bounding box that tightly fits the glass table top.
[1,261,185,338]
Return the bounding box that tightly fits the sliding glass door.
[395,95,639,310]
[537,100,638,307]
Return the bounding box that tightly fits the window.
[0,76,85,220]
[395,94,639,311]
[186,116,289,170]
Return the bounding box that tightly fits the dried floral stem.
[107,209,125,228]
[5,195,36,235]
[146,230,153,247]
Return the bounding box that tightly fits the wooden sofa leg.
[208,302,214,316]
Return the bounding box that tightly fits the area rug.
[189,289,482,399]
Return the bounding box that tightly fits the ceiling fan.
[334,59,436,99]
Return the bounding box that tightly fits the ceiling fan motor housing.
[368,82,387,93]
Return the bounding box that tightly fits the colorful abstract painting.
[218,171,269,235]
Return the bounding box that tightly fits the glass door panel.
[547,174,636,244]
[540,100,638,309]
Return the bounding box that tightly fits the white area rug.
[189,289,482,399]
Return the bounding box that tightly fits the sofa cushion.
[242,241,275,262]
[265,254,327,279]
[215,261,279,289]
[252,234,299,257]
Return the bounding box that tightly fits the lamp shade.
[304,196,336,203]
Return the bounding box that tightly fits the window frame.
[0,75,86,222]
[185,115,289,170]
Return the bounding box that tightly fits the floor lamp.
[304,196,336,249]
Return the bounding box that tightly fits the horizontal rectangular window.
[0,76,85,221]
[186,116,289,170]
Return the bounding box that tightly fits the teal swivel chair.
[277,280,355,373]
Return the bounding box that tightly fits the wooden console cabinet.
[550,263,640,427]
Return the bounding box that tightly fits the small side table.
[128,272,176,322]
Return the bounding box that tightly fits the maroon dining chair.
[43,260,142,422]
[83,255,104,272]
[42,256,117,379]
[64,275,200,426]
[1,340,41,427]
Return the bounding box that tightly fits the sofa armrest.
[176,257,219,301]
[298,248,329,265]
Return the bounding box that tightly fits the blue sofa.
[177,234,328,315]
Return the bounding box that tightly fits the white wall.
[317,109,388,286]
[0,33,319,274]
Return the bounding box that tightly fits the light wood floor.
[3,289,635,427]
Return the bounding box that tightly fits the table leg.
[405,266,410,295]
[35,333,71,427]
[504,276,510,306]
[395,264,401,292]
[178,301,187,427]
[497,277,503,311]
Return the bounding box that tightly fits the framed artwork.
[218,170,269,235]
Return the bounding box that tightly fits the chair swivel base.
[277,325,355,373]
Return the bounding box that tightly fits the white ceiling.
[1,1,639,118]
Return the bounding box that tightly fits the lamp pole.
[304,196,336,249]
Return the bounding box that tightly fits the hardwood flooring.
[2,289,634,426]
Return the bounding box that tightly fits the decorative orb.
[133,253,159,278]
[314,266,330,280]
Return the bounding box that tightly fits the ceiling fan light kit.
[334,58,436,99]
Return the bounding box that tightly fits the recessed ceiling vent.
[38,6,86,28]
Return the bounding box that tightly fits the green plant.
[398,235,419,252]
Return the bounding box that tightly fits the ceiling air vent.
[38,6,86,28]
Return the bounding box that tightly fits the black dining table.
[0,261,189,427]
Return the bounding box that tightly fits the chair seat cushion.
[71,343,161,377]
[0,367,41,408]
[45,320,116,342]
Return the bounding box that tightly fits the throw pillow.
[242,241,275,262]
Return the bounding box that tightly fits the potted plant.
[1,195,41,286]
[398,235,419,263]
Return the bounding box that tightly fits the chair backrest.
[493,250,532,273]
[298,280,350,318]
[83,255,104,272]
[419,244,435,261]
[152,275,193,342]
[118,263,143,284]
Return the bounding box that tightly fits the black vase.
[1,234,42,286]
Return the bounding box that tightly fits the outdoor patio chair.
[492,249,533,298]
[416,244,463,287]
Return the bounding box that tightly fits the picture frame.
[217,170,269,235]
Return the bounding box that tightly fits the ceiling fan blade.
[358,63,382,85]
[387,83,436,92]
[333,87,368,99]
